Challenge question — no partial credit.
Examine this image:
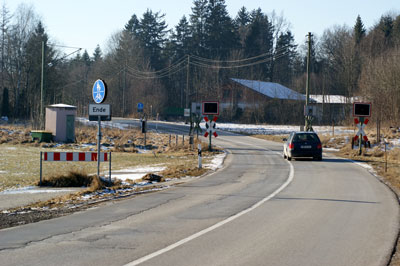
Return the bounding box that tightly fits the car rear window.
[293,133,319,142]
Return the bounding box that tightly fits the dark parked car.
[283,132,322,161]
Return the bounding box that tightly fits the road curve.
[0,134,398,266]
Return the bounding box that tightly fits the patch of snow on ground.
[204,152,226,170]
[76,117,130,130]
[0,186,77,195]
[352,161,374,171]
[110,166,166,181]
[323,148,340,152]
[213,123,354,136]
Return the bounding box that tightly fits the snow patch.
[110,166,166,181]
[204,152,226,170]
[0,186,76,195]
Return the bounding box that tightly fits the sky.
[4,0,400,55]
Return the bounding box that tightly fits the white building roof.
[48,104,77,109]
[309,95,360,104]
[231,78,305,101]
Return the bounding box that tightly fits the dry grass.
[0,124,220,191]
[39,171,93,187]
[38,171,110,193]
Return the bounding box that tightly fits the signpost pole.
[40,151,43,186]
[358,117,364,155]
[97,116,101,178]
[91,79,108,182]
[209,129,212,151]
[109,152,112,183]
[198,144,202,169]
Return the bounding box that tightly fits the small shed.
[45,104,77,143]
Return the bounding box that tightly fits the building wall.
[45,107,76,142]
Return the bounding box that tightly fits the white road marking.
[125,155,294,266]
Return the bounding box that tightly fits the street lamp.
[40,42,82,129]
[40,41,44,129]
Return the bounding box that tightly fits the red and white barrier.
[39,151,112,185]
[43,152,108,162]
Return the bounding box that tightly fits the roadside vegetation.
[0,123,219,192]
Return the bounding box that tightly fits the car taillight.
[317,143,322,149]
[289,143,294,149]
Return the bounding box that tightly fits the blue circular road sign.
[92,79,107,104]
[138,102,144,112]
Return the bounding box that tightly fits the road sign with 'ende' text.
[89,104,111,121]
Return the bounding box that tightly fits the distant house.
[219,78,306,123]
[230,78,305,101]
[308,95,359,123]
[219,78,354,124]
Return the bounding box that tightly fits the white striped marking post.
[40,152,111,185]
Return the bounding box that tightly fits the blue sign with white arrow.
[137,102,144,113]
[92,79,107,104]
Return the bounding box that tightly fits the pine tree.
[204,0,239,58]
[354,15,366,45]
[82,50,91,67]
[24,21,57,118]
[169,16,191,60]
[125,14,140,36]
[380,15,394,38]
[273,31,297,85]
[244,8,274,80]
[137,9,168,69]
[235,6,250,27]
[93,45,102,62]
[189,0,209,56]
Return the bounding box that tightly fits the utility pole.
[40,41,45,129]
[305,32,313,132]
[186,55,190,108]
[123,59,126,117]
[186,55,194,136]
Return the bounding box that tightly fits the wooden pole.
[305,32,312,131]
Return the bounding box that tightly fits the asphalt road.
[0,131,398,266]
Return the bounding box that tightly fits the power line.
[189,45,293,64]
[114,48,293,79]
[126,56,187,77]
[189,50,291,69]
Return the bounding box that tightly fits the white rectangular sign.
[184,108,190,117]
[89,104,111,116]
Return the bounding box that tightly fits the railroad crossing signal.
[204,116,218,151]
[354,118,369,142]
[352,117,371,155]
[204,116,218,138]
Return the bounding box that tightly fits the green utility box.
[31,130,53,142]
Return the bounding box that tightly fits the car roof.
[292,131,318,134]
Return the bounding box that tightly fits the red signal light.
[289,143,294,149]
[317,143,322,149]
